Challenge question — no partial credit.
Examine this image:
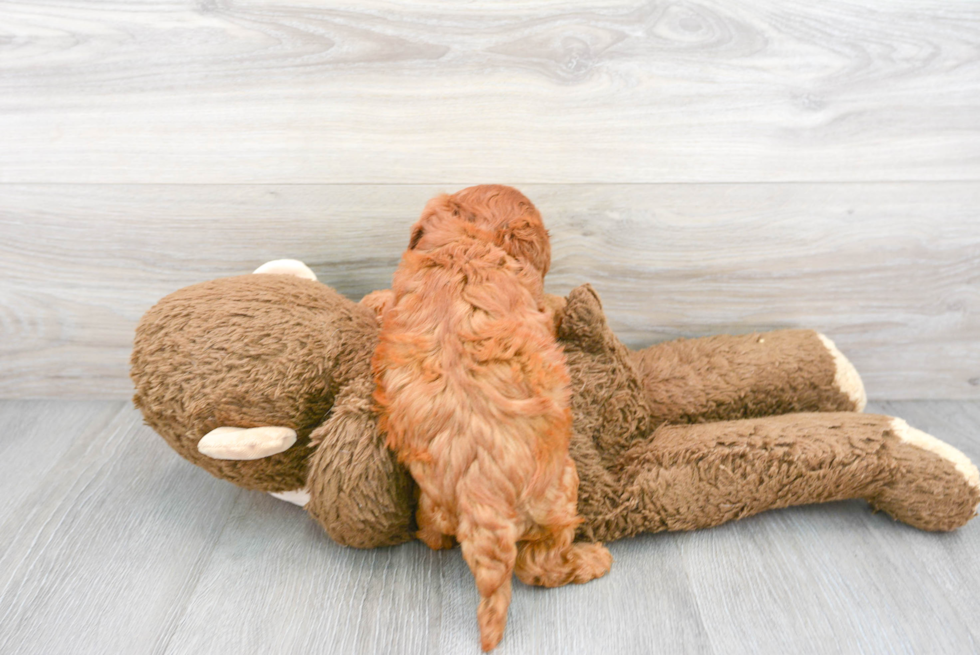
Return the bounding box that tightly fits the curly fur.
[372,185,611,651]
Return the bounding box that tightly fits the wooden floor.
[1,399,978,655]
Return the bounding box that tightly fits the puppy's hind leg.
[515,527,612,587]
[515,458,612,588]
[456,510,520,652]
[416,491,456,550]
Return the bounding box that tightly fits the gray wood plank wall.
[1,1,978,399]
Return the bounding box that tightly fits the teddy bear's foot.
[815,333,867,412]
[253,258,317,281]
[870,418,980,531]
[269,488,312,507]
[197,426,297,460]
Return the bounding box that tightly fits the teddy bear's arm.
[305,378,416,548]
[631,330,867,425]
[557,284,865,428]
[579,412,979,542]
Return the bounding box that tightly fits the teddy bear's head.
[131,274,379,492]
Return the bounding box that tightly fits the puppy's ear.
[496,217,551,276]
[409,194,456,250]
[409,225,424,250]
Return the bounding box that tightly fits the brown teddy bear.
[131,267,979,550]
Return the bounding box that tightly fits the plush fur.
[132,276,979,546]
[129,189,980,651]
[373,186,611,650]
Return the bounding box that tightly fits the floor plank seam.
[153,489,245,655]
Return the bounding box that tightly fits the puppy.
[372,185,612,651]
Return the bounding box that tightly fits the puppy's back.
[377,236,569,481]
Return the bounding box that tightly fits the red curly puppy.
[372,185,612,651]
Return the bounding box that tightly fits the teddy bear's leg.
[252,258,317,281]
[632,330,866,425]
[589,412,979,542]
[557,284,865,431]
[815,333,866,410]
[871,418,980,530]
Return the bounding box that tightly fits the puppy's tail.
[456,501,520,652]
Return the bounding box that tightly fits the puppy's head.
[408,185,551,275]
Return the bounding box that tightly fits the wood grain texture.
[2,183,979,399]
[1,0,978,183]
[0,401,244,655]
[680,400,980,654]
[0,400,978,654]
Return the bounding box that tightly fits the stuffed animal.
[131,265,980,551]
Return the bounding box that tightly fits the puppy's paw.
[566,542,613,584]
[360,289,396,323]
[417,525,456,550]
[542,293,567,335]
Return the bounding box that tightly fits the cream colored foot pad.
[269,489,312,507]
[253,259,317,281]
[197,426,297,460]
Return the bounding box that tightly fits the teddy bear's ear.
[558,284,613,353]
